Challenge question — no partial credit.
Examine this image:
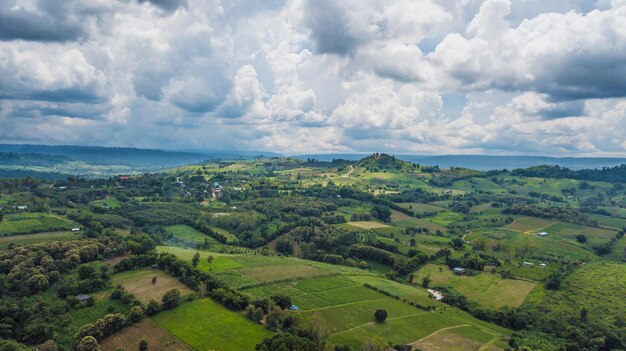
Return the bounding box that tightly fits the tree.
[78,265,97,280]
[207,255,214,264]
[129,306,144,324]
[77,336,100,351]
[36,340,59,351]
[198,281,207,297]
[271,294,291,310]
[192,252,200,267]
[575,234,587,243]
[145,299,160,316]
[139,340,148,351]
[421,275,431,288]
[374,309,387,323]
[151,276,157,285]
[26,274,49,293]
[255,334,321,351]
[162,288,180,309]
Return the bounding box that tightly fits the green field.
[157,246,374,288]
[153,299,273,351]
[504,216,557,233]
[0,213,76,236]
[91,197,122,208]
[165,224,218,246]
[413,264,537,309]
[0,231,81,250]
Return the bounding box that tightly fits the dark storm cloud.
[302,0,363,55]
[0,1,86,42]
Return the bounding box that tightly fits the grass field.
[412,264,537,309]
[157,246,374,281]
[0,231,80,250]
[428,211,464,226]
[100,318,191,351]
[345,221,391,229]
[504,216,557,234]
[0,213,76,236]
[91,197,122,209]
[112,269,193,303]
[153,299,273,351]
[165,224,217,245]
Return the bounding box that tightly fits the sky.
[1,0,626,156]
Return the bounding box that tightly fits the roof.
[453,267,465,271]
[522,261,534,265]
[76,294,91,301]
[289,305,299,311]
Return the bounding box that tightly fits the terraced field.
[0,231,81,250]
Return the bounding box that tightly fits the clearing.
[112,269,193,303]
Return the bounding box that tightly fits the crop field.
[504,216,557,234]
[0,231,80,250]
[112,269,193,303]
[348,275,444,307]
[237,264,322,282]
[413,264,537,309]
[344,221,391,229]
[0,213,76,236]
[243,274,510,349]
[100,318,191,351]
[65,300,131,335]
[589,214,626,230]
[153,299,273,351]
[243,276,384,310]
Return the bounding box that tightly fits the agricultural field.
[99,318,191,351]
[2,153,626,351]
[0,213,76,236]
[242,274,510,349]
[153,299,273,351]
[0,231,81,250]
[65,300,131,335]
[413,264,537,309]
[111,269,194,303]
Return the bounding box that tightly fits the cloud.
[137,0,187,12]
[0,0,626,156]
[431,0,626,100]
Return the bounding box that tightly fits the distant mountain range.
[294,154,626,171]
[0,144,278,168]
